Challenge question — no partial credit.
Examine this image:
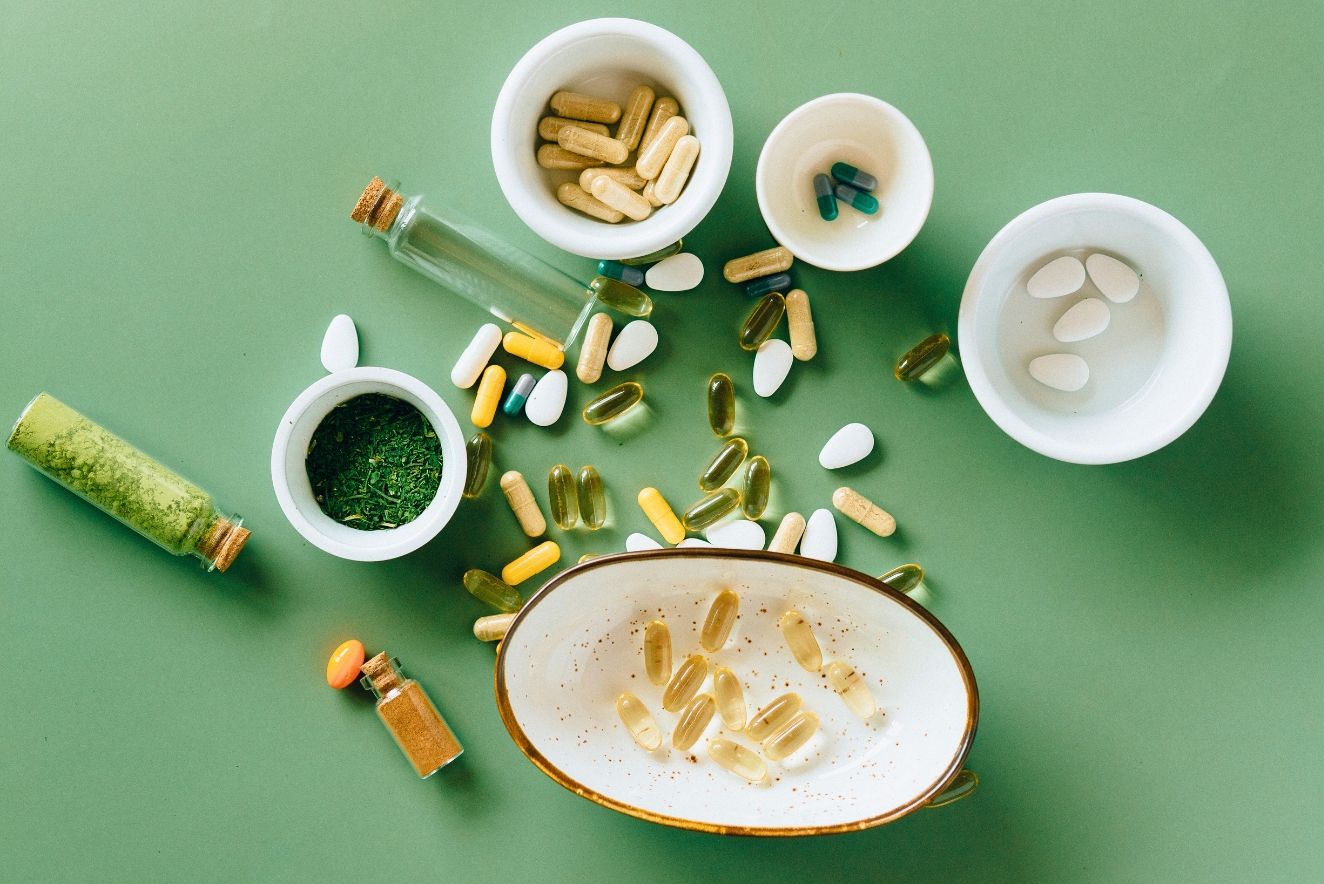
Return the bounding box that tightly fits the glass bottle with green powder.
[7,393,250,571]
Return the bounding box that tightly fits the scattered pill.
[617,693,663,751]
[525,369,568,426]
[597,260,645,287]
[700,437,749,492]
[744,272,792,298]
[577,465,606,531]
[636,115,689,180]
[723,246,794,284]
[583,381,643,425]
[463,432,492,499]
[800,509,838,562]
[753,339,794,397]
[834,183,879,215]
[327,639,366,689]
[708,738,766,781]
[576,313,612,384]
[626,532,663,552]
[622,241,683,266]
[500,540,560,585]
[538,116,609,141]
[581,166,647,192]
[502,373,536,416]
[712,668,747,731]
[503,331,565,370]
[550,90,621,124]
[557,182,624,222]
[474,611,517,642]
[589,277,653,317]
[880,563,924,594]
[500,470,546,537]
[607,319,658,370]
[707,372,735,436]
[826,661,876,718]
[1053,297,1111,343]
[813,173,838,221]
[740,292,787,351]
[785,289,817,360]
[537,144,604,170]
[644,252,703,291]
[746,693,802,742]
[663,654,709,711]
[742,456,770,520]
[1027,255,1086,298]
[768,512,806,554]
[558,126,628,165]
[780,611,823,671]
[452,323,503,388]
[320,314,358,373]
[677,538,713,548]
[831,161,878,192]
[471,364,505,428]
[591,175,652,222]
[577,553,602,564]
[763,710,819,761]
[548,464,578,530]
[673,693,717,751]
[644,620,672,685]
[700,590,740,651]
[682,488,741,531]
[638,97,679,155]
[1029,353,1090,391]
[819,422,874,469]
[704,519,765,550]
[833,487,896,537]
[463,568,524,612]
[638,487,685,544]
[615,85,655,151]
[894,333,950,382]
[1086,253,1140,303]
[654,134,700,204]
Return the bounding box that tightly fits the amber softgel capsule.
[780,611,823,672]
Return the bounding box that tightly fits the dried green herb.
[305,394,442,531]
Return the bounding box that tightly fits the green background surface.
[2,1,1321,881]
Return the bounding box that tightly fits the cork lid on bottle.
[351,177,404,232]
[196,516,251,572]
[360,652,405,696]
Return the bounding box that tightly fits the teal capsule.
[681,488,741,531]
[463,432,492,499]
[835,183,879,215]
[463,569,523,613]
[744,273,792,298]
[502,373,536,416]
[597,260,645,287]
[590,277,652,317]
[577,465,606,530]
[548,464,578,530]
[831,162,878,192]
[700,437,748,492]
[621,240,683,266]
[813,173,838,221]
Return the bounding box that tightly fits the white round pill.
[320,314,359,373]
[1028,354,1090,391]
[819,422,875,469]
[1052,298,1111,343]
[644,253,704,291]
[525,370,568,426]
[704,519,766,550]
[1026,255,1086,299]
[626,532,663,552]
[753,338,793,397]
[1086,253,1140,303]
[800,509,838,562]
[606,320,658,371]
[451,323,503,388]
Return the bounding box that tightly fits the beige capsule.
[639,96,679,155]
[550,90,621,124]
[473,611,517,642]
[580,166,647,192]
[780,610,822,672]
[615,85,655,151]
[712,667,747,730]
[558,126,629,165]
[654,134,700,204]
[786,289,817,360]
[537,116,610,141]
[642,179,663,207]
[708,737,767,781]
[591,175,652,222]
[500,471,547,537]
[557,182,624,223]
[746,692,802,741]
[617,693,662,751]
[672,693,716,751]
[723,246,794,283]
[762,710,819,761]
[643,620,672,686]
[768,512,807,554]
[701,589,739,652]
[537,144,604,170]
[827,662,877,718]
[576,312,613,383]
[832,487,896,537]
[662,653,709,711]
[636,115,689,180]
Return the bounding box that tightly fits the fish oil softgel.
[701,590,739,651]
[780,611,823,671]
[708,738,766,781]
[700,437,748,492]
[742,456,770,520]
[740,293,786,351]
[623,241,683,266]
[827,662,876,718]
[762,711,819,761]
[895,333,950,382]
[880,563,924,594]
[707,372,735,436]
[682,488,741,531]
[663,654,709,711]
[463,432,492,499]
[672,693,716,751]
[577,465,606,530]
[644,620,672,685]
[548,464,578,530]
[638,487,685,544]
[746,693,802,742]
[617,693,663,751]
[712,667,747,731]
[463,569,523,613]
[589,277,652,317]
[583,382,643,425]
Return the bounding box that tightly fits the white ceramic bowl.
[958,193,1232,465]
[756,93,934,271]
[496,550,978,835]
[270,367,467,561]
[491,18,733,260]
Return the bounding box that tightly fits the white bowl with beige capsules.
[959,193,1232,465]
[491,18,733,260]
[496,549,978,836]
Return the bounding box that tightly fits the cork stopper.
[360,652,405,695]
[351,177,404,232]
[196,516,251,572]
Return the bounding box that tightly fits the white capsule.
[644,253,704,292]
[704,519,766,550]
[1086,253,1140,303]
[626,533,664,552]
[1026,255,1086,299]
[451,323,504,388]
[320,314,359,373]
[1029,353,1090,392]
[607,320,658,371]
[525,369,568,425]
[1053,297,1110,343]
[800,508,838,562]
[818,422,874,469]
[753,338,794,397]
[677,538,713,548]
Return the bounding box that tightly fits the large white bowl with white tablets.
[495,549,979,835]
[491,18,733,260]
[958,193,1232,465]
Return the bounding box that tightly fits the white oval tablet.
[320,314,358,373]
[753,338,794,397]
[1028,354,1090,392]
[1053,298,1110,343]
[800,509,838,562]
[819,422,875,469]
[606,320,658,371]
[677,538,713,548]
[525,370,568,426]
[451,323,503,388]
[645,253,704,291]
[1026,255,1086,299]
[704,519,766,550]
[626,533,663,552]
[1086,253,1140,303]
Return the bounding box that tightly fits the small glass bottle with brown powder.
[359,652,463,778]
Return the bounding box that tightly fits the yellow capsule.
[708,737,766,781]
[880,563,925,594]
[786,289,817,360]
[895,333,951,382]
[681,488,741,532]
[654,134,700,204]
[827,662,877,718]
[558,125,629,165]
[712,667,746,731]
[590,175,652,222]
[672,693,716,751]
[616,693,662,751]
[707,373,735,436]
[642,179,662,207]
[557,182,623,223]
[500,540,560,586]
[639,96,679,155]
[503,331,565,370]
[583,381,643,425]
[463,432,492,499]
[547,464,578,530]
[589,277,653,317]
[662,653,708,712]
[576,312,612,383]
[723,246,794,284]
[762,711,819,761]
[576,465,606,530]
[637,487,685,544]
[701,590,739,652]
[832,486,896,537]
[746,692,802,742]
[741,456,770,520]
[615,85,655,150]
[621,240,682,266]
[739,292,786,351]
[780,611,822,672]
[471,364,505,428]
[636,115,689,180]
[700,437,748,492]
[550,90,622,124]
[462,568,523,612]
[768,512,806,554]
[643,620,672,686]
[537,116,610,141]
[500,470,546,537]
[537,144,603,170]
[580,166,647,192]
[474,611,517,642]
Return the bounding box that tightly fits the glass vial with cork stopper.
[359,652,463,778]
[7,393,250,572]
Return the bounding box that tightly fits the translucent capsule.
[813,173,838,221]
[744,272,792,298]
[581,166,647,192]
[654,134,700,204]
[780,610,822,672]
[763,711,819,761]
[500,470,546,537]
[589,277,653,317]
[576,465,606,530]
[644,620,672,686]
[895,333,950,382]
[500,540,560,586]
[682,488,741,531]
[638,96,679,155]
[596,260,645,287]
[880,563,925,594]
[723,246,794,284]
[708,737,766,781]
[712,667,746,731]
[547,464,578,530]
[550,90,621,124]
[558,126,628,165]
[636,115,689,180]
[537,116,609,141]
[700,438,748,492]
[786,289,817,360]
[557,181,623,223]
[590,175,652,222]
[637,487,685,544]
[701,590,740,651]
[707,373,735,437]
[672,693,717,751]
[746,693,802,742]
[662,654,709,711]
[831,162,878,192]
[615,84,655,151]
[827,662,877,718]
[622,240,683,266]
[471,364,505,428]
[463,569,523,613]
[835,182,879,215]
[462,432,492,499]
[503,331,565,370]
[583,382,643,425]
[473,611,517,642]
[537,145,604,170]
[576,312,612,384]
[832,486,896,537]
[617,693,662,751]
[742,456,770,520]
[768,511,806,554]
[502,373,536,416]
[739,292,786,351]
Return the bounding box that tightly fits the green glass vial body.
[577,465,606,530]
[548,464,579,529]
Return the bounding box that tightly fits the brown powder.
[360,652,463,777]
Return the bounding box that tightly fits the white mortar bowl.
[491,18,733,260]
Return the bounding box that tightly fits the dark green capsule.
[577,465,606,530]
[707,373,735,437]
[831,162,878,192]
[814,173,838,221]
[463,432,492,499]
[880,563,924,594]
[548,464,578,529]
[583,382,643,425]
[621,240,683,266]
[700,437,748,492]
[835,183,879,215]
[589,277,652,317]
[597,260,645,286]
[739,293,786,351]
[681,488,742,531]
[463,568,523,612]
[894,333,950,382]
[502,373,535,416]
[744,273,792,298]
[742,455,770,520]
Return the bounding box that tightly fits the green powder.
[305,394,443,531]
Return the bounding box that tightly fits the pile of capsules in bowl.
[537,87,701,223]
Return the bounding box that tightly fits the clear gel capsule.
[622,240,683,266]
[500,540,560,586]
[589,277,653,317]
[673,693,716,751]
[744,273,792,298]
[895,333,950,381]
[663,654,709,711]
[707,373,735,437]
[462,432,492,498]
[780,610,822,672]
[827,662,877,718]
[742,456,770,520]
[548,464,578,530]
[617,693,662,751]
[740,292,786,350]
[814,173,838,221]
[700,438,748,492]
[701,590,740,651]
[502,373,536,416]
[638,487,685,544]
[763,711,819,761]
[723,246,794,284]
[831,161,878,192]
[597,260,645,287]
[462,569,523,613]
[835,183,879,215]
[746,693,802,742]
[682,488,741,531]
[577,465,606,530]
[708,737,766,781]
[583,382,643,425]
[644,620,672,685]
[880,563,925,594]
[577,553,601,564]
[712,667,746,731]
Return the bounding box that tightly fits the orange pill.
[327,639,366,689]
